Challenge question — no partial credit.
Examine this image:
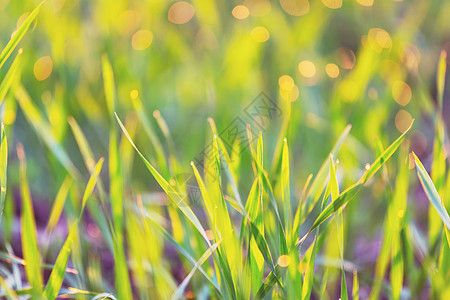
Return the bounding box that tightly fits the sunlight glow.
[392,81,412,106]
[34,56,53,81]
[232,5,250,19]
[280,0,310,16]
[168,2,195,24]
[251,26,270,42]
[395,110,413,133]
[278,255,291,267]
[132,30,153,50]
[357,0,374,6]
[298,60,316,78]
[321,0,342,9]
[326,63,340,78]
[278,75,295,90]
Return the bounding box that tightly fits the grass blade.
[352,270,359,300]
[437,50,447,110]
[171,241,221,300]
[0,124,7,222]
[302,236,318,300]
[17,144,43,297]
[361,120,414,183]
[413,152,450,234]
[306,120,413,235]
[46,176,72,233]
[281,139,292,245]
[102,55,116,120]
[131,93,168,176]
[142,210,221,293]
[115,113,210,243]
[79,158,104,218]
[0,275,18,300]
[43,221,77,300]
[303,124,351,216]
[15,86,80,180]
[0,2,43,70]
[0,50,22,106]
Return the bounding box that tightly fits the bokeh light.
[131,30,153,50]
[130,90,139,100]
[325,63,340,78]
[298,60,316,78]
[251,26,270,42]
[357,0,374,6]
[278,255,291,267]
[321,0,342,9]
[34,56,53,81]
[278,75,295,91]
[395,110,413,133]
[168,2,195,24]
[280,85,299,102]
[368,28,392,53]
[337,47,356,70]
[392,81,412,106]
[232,5,250,20]
[280,0,310,16]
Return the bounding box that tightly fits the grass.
[1,0,450,299]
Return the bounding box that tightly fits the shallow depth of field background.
[1,0,450,299]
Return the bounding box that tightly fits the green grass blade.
[43,221,78,300]
[67,116,108,203]
[430,51,447,245]
[67,117,97,173]
[303,124,351,216]
[0,1,43,70]
[17,144,43,297]
[102,57,131,300]
[255,266,283,299]
[131,95,168,175]
[115,113,210,243]
[248,131,288,255]
[391,230,404,300]
[153,110,180,175]
[437,50,447,110]
[352,270,359,300]
[304,182,362,242]
[341,271,349,300]
[171,241,221,300]
[249,221,278,276]
[281,139,292,244]
[109,117,132,298]
[41,157,102,300]
[143,211,221,293]
[79,158,104,218]
[15,86,80,180]
[361,120,414,183]
[292,174,312,248]
[0,124,7,221]
[0,50,22,106]
[102,55,116,119]
[302,236,318,300]
[329,155,348,300]
[319,269,329,300]
[46,176,72,233]
[413,152,450,234]
[306,120,413,235]
[0,275,18,300]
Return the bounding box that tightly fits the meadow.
[0,0,450,299]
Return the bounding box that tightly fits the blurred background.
[1,0,450,298]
